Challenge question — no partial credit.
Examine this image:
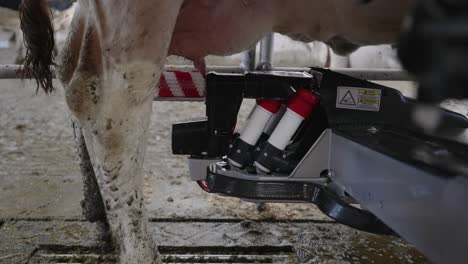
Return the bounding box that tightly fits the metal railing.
[0,64,410,81]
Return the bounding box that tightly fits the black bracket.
[206,168,395,236]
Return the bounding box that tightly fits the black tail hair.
[19,0,55,93]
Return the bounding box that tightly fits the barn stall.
[1,4,466,263]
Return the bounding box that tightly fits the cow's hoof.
[80,198,106,223]
[118,236,160,264]
[96,220,113,248]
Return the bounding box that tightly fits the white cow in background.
[205,34,401,70]
[329,44,401,69]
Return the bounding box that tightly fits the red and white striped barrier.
[158,70,205,99]
[0,65,207,101]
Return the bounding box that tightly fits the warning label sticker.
[336,86,381,112]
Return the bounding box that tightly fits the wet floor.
[0,220,430,264]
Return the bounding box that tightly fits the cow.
[18,0,415,263]
[327,44,401,69]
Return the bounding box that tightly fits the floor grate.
[29,245,299,264]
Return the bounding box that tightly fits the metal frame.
[330,132,468,264]
[258,33,275,71]
[0,64,411,81]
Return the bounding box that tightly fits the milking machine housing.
[171,68,468,260]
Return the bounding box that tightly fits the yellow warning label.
[359,98,379,104]
[360,90,381,96]
[336,87,381,112]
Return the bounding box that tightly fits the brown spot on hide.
[105,200,111,211]
[139,29,149,38]
[99,131,124,152]
[127,196,134,206]
[106,119,113,130]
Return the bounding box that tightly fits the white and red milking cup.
[228,99,282,168]
[255,89,320,173]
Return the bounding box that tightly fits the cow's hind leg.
[67,67,161,263]
[72,121,111,244]
[60,2,183,262]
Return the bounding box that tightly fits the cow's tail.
[19,0,55,93]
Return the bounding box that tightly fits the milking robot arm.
[171,1,468,262]
[172,68,468,263]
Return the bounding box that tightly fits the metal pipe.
[165,65,245,73]
[0,64,411,81]
[331,68,411,81]
[155,66,413,81]
[153,97,204,102]
[257,33,275,71]
[0,64,29,79]
[240,47,257,72]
